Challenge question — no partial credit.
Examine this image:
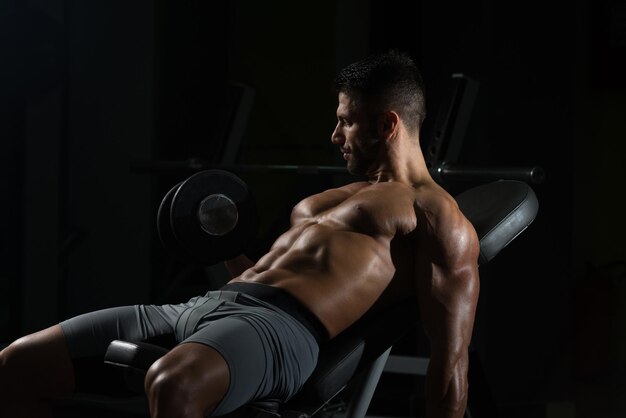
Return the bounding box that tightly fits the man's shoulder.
[413,182,477,249]
[413,181,459,218]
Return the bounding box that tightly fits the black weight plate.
[170,170,258,265]
[156,181,193,263]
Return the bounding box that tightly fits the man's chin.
[345,155,373,176]
[346,162,359,175]
[346,162,366,176]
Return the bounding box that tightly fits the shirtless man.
[0,51,479,418]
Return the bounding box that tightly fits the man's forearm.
[224,254,255,278]
[425,354,469,418]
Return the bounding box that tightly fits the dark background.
[1,0,625,417]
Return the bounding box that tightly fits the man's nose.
[331,124,343,145]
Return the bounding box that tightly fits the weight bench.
[103,179,538,418]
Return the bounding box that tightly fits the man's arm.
[415,202,480,418]
[224,254,255,278]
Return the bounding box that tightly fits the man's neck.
[366,134,432,187]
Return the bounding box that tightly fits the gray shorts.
[60,286,320,416]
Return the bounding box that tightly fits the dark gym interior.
[1,0,626,417]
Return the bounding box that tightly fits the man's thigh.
[60,305,175,358]
[181,306,319,416]
[59,303,188,393]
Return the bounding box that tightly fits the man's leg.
[0,325,75,418]
[145,342,230,418]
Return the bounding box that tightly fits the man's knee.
[1,338,71,417]
[0,337,38,402]
[145,362,221,418]
[0,326,75,399]
[0,346,8,388]
[0,346,28,411]
[144,344,230,417]
[0,337,31,390]
[145,362,189,406]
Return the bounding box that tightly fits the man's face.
[331,93,382,175]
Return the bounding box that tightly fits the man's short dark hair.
[334,50,426,134]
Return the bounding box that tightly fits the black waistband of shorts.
[221,282,328,344]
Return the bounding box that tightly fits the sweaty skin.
[230,174,479,327]
[232,180,428,337]
[228,92,480,418]
[229,175,480,418]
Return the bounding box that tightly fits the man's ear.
[380,111,400,141]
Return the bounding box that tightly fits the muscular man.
[0,51,479,418]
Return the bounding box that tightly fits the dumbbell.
[157,170,258,265]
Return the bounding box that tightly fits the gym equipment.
[157,170,258,265]
[133,159,545,184]
[130,74,544,186]
[157,165,540,268]
[103,178,538,418]
[52,73,543,418]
